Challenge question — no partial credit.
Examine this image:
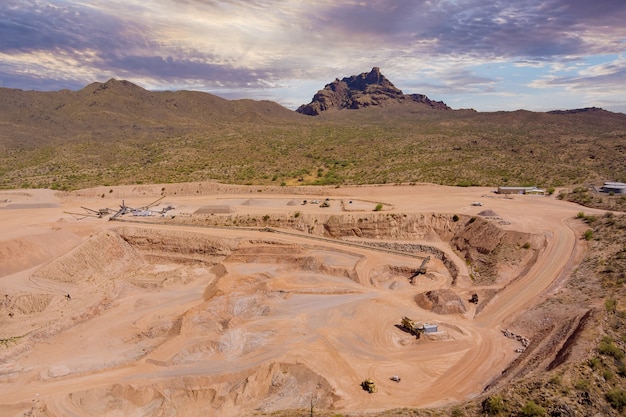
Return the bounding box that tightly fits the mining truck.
[361,378,378,393]
[401,316,424,338]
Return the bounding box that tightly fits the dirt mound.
[117,227,239,261]
[66,362,335,416]
[478,209,498,217]
[33,230,144,284]
[415,289,467,314]
[1,293,54,315]
[0,230,81,276]
[195,205,235,214]
[452,216,544,284]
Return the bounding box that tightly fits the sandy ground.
[0,183,597,416]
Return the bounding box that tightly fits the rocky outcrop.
[296,67,450,115]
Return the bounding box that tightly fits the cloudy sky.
[1,0,625,112]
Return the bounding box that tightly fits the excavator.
[409,256,430,283]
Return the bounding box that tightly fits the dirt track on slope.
[0,183,594,416]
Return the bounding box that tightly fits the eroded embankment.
[171,212,545,286]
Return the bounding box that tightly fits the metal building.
[600,182,626,195]
[497,186,545,195]
[423,323,438,334]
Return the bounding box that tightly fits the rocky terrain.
[296,67,450,115]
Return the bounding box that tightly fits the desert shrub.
[605,298,617,313]
[452,214,460,222]
[482,395,506,415]
[450,406,463,417]
[606,389,626,411]
[548,374,562,386]
[588,356,602,370]
[522,242,531,249]
[599,337,624,360]
[584,229,594,240]
[520,400,545,417]
[575,378,590,390]
[374,203,383,211]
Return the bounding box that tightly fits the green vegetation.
[374,203,383,211]
[606,389,626,411]
[482,395,506,415]
[520,401,545,417]
[1,95,624,191]
[565,188,626,212]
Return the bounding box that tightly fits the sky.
[1,0,625,113]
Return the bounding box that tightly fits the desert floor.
[0,183,598,416]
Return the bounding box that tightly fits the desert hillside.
[0,73,624,191]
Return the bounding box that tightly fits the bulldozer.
[401,316,424,338]
[361,378,378,393]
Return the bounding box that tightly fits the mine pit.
[0,185,583,416]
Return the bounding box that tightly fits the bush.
[588,356,601,370]
[520,400,545,417]
[605,298,617,313]
[584,229,594,240]
[482,395,506,415]
[374,203,383,211]
[606,389,626,411]
[450,407,463,417]
[599,338,624,360]
[452,214,460,222]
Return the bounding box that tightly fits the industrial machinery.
[409,256,430,283]
[401,316,424,338]
[361,379,378,393]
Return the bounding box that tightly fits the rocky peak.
[296,67,449,115]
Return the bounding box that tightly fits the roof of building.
[497,186,538,190]
[602,182,626,188]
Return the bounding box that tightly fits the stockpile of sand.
[195,205,235,214]
[65,362,334,416]
[32,230,144,284]
[415,289,467,314]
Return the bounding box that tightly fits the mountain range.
[0,69,624,190]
